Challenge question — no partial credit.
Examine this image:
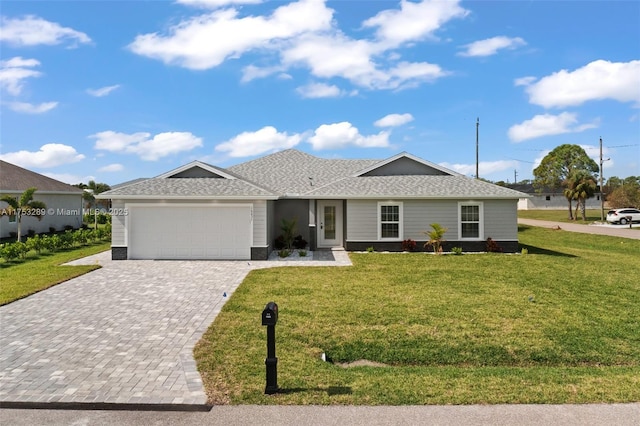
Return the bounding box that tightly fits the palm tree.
[0,187,47,241]
[564,171,597,221]
[424,223,447,254]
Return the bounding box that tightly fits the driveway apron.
[0,251,351,408]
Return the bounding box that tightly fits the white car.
[606,208,640,224]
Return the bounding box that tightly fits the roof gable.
[355,153,459,177]
[157,161,235,179]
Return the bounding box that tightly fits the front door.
[317,200,343,248]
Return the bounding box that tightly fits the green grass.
[0,242,110,305]
[195,226,640,405]
[518,209,604,222]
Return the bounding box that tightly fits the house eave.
[96,194,279,201]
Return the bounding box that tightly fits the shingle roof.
[306,175,527,199]
[99,149,528,199]
[0,160,83,194]
[228,149,378,195]
[100,177,276,198]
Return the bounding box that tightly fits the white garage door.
[128,205,252,260]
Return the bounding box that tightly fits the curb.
[0,401,212,412]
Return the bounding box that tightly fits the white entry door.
[317,200,343,248]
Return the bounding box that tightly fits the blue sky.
[1,0,638,186]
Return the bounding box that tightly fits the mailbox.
[262,302,278,326]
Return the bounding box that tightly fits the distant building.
[0,160,84,238]
[507,183,602,210]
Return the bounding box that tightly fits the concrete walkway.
[0,250,351,409]
[518,218,640,239]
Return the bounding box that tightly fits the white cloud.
[177,0,262,8]
[514,76,536,87]
[282,34,448,90]
[458,36,526,57]
[92,131,203,161]
[98,163,124,172]
[0,15,91,47]
[363,0,469,47]
[215,126,301,157]
[129,0,457,92]
[86,84,121,97]
[0,143,85,168]
[439,160,518,177]
[525,60,640,108]
[6,101,58,114]
[42,173,95,185]
[508,112,599,143]
[296,82,343,98]
[129,0,334,70]
[0,56,42,95]
[374,113,414,127]
[308,121,390,150]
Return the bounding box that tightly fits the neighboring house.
[0,160,84,239]
[98,149,528,260]
[508,183,602,210]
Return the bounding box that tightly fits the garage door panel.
[128,205,251,260]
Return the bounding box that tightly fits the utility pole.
[475,117,479,179]
[599,137,605,221]
[514,169,518,184]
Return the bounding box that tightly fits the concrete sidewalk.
[2,403,639,425]
[518,218,640,239]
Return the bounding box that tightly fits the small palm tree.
[424,223,447,254]
[0,187,47,241]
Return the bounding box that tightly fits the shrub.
[451,247,463,255]
[44,234,61,252]
[280,218,297,250]
[293,235,308,249]
[26,234,45,254]
[401,239,417,252]
[274,235,286,250]
[366,246,375,253]
[59,230,74,249]
[486,237,503,253]
[49,226,56,234]
[278,249,291,258]
[0,242,29,260]
[298,250,307,257]
[27,229,36,238]
[521,247,529,255]
[64,225,74,231]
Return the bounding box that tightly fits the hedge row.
[0,226,111,261]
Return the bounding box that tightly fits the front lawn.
[195,226,640,405]
[0,242,110,305]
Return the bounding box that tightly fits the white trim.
[377,201,403,241]
[458,201,484,240]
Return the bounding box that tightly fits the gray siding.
[361,157,448,176]
[252,200,267,246]
[0,193,83,238]
[484,199,518,240]
[111,200,126,246]
[347,199,519,242]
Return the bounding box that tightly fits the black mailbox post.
[262,302,278,394]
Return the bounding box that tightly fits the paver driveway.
[0,251,350,407]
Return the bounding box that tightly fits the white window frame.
[377,202,403,241]
[458,202,483,240]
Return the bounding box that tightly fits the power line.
[606,144,639,148]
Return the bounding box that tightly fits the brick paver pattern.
[0,250,350,405]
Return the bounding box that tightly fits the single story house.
[98,149,528,260]
[0,160,84,239]
[507,183,602,210]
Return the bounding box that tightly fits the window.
[459,202,483,240]
[378,202,402,240]
[545,195,551,201]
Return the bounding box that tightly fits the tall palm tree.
[0,187,47,241]
[564,171,597,221]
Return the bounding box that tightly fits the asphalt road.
[518,218,640,239]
